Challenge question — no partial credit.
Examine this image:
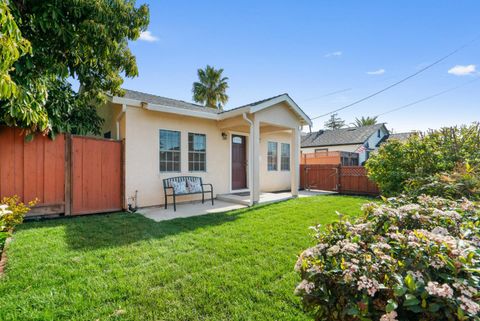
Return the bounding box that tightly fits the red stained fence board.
[0,127,65,214]
[301,164,379,196]
[0,127,123,217]
[71,136,122,215]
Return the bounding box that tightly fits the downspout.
[116,104,126,139]
[242,113,254,206]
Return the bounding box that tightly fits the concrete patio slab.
[138,200,246,222]
[138,190,333,222]
[217,189,334,206]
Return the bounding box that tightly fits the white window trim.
[267,141,278,171]
[188,132,207,173]
[159,129,182,173]
[281,143,291,172]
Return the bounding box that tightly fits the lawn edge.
[0,235,12,277]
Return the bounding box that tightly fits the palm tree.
[353,116,378,127]
[192,65,229,109]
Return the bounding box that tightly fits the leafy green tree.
[353,116,378,127]
[192,65,229,109]
[324,113,345,129]
[366,123,480,196]
[0,0,149,136]
[0,1,31,100]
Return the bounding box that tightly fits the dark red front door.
[231,135,247,190]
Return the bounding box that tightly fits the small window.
[377,129,381,138]
[315,148,328,154]
[188,133,206,172]
[159,130,181,172]
[281,143,290,171]
[267,142,278,171]
[103,131,111,139]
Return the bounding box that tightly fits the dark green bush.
[366,123,480,196]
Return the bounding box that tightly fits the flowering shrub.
[0,196,37,232]
[295,195,480,321]
[406,164,480,201]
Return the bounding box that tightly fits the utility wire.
[375,77,480,117]
[310,35,480,120]
[301,88,352,102]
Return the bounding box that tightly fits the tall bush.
[366,123,480,196]
[295,195,480,321]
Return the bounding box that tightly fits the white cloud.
[138,31,159,42]
[366,69,386,75]
[324,51,342,58]
[447,64,476,76]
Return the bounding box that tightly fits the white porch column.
[252,118,261,204]
[291,126,300,197]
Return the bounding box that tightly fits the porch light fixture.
[221,132,228,140]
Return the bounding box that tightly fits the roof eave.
[143,102,219,120]
[301,142,364,148]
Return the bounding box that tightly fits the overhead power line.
[310,34,480,120]
[301,88,352,102]
[375,77,480,117]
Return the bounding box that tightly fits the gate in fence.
[0,127,124,217]
[300,164,379,195]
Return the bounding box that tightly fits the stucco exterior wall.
[254,102,302,128]
[97,102,123,139]
[124,106,231,207]
[255,103,302,193]
[259,131,293,192]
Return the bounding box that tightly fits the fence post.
[64,134,72,216]
[121,139,126,210]
[336,165,342,192]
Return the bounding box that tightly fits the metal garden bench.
[163,176,214,211]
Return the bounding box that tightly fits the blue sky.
[124,1,480,132]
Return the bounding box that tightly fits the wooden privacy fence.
[0,127,124,217]
[300,164,379,196]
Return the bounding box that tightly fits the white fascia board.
[110,96,143,107]
[217,106,252,120]
[144,103,219,120]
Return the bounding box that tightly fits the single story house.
[98,89,312,208]
[301,124,389,165]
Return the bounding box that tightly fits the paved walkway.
[138,190,332,222]
[139,200,246,222]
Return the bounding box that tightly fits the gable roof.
[301,124,387,147]
[219,93,312,126]
[110,90,312,126]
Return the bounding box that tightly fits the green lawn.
[0,195,371,321]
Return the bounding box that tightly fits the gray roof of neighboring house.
[387,132,414,141]
[122,89,221,114]
[301,124,387,148]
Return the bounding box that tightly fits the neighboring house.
[385,132,414,142]
[98,89,312,208]
[301,124,389,165]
